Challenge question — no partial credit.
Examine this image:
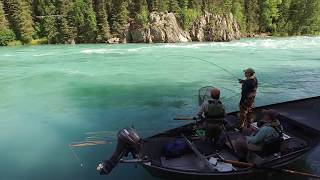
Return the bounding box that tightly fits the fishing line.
[69,145,85,168]
[157,54,241,105]
[162,55,239,80]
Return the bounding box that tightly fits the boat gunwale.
[140,143,312,176]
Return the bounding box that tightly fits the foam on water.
[80,48,125,54]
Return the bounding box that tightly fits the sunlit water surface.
[0,37,319,180]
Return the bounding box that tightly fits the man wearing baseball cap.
[230,109,283,160]
[197,88,226,144]
[238,68,258,128]
[246,109,283,151]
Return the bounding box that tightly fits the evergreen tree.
[232,0,246,32]
[1,0,320,45]
[4,0,34,43]
[69,0,97,43]
[33,0,57,43]
[55,0,75,43]
[178,0,188,10]
[180,0,200,30]
[168,0,180,13]
[276,0,292,35]
[0,0,15,45]
[94,0,111,42]
[110,0,129,38]
[259,0,282,32]
[188,0,202,10]
[244,0,260,33]
[0,0,8,28]
[131,0,149,28]
[150,0,168,12]
[300,0,320,34]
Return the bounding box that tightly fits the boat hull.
[140,148,310,180]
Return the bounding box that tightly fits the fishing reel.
[97,127,141,175]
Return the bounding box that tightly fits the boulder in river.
[107,37,120,44]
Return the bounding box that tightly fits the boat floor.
[141,132,309,172]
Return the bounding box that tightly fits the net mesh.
[198,86,214,106]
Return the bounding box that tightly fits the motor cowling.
[97,127,141,175]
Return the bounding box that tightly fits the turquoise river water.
[0,37,320,180]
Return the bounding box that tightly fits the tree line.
[0,0,319,45]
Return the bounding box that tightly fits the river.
[0,37,319,180]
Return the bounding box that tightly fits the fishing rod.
[177,55,240,80]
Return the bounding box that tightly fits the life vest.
[262,125,284,155]
[205,100,225,123]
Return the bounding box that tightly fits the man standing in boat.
[197,88,226,144]
[239,68,258,128]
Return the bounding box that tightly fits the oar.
[173,117,195,121]
[181,134,215,172]
[220,159,320,179]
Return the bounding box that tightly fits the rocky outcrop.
[125,12,241,43]
[107,37,120,44]
[128,12,191,43]
[189,12,241,42]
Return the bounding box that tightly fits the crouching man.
[231,109,283,160]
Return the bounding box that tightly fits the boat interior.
[140,97,320,173]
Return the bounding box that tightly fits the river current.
[0,37,319,180]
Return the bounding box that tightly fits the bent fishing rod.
[162,55,240,80]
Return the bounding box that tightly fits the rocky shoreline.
[107,12,241,44]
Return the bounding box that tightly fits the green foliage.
[259,0,282,32]
[69,0,97,43]
[168,0,180,13]
[94,0,111,42]
[0,0,8,27]
[288,0,320,35]
[245,0,260,33]
[111,0,129,38]
[0,28,16,45]
[1,0,320,46]
[4,0,34,43]
[130,0,149,28]
[151,0,168,12]
[188,0,201,10]
[180,8,200,30]
[55,0,75,43]
[275,0,292,35]
[136,6,149,28]
[33,0,58,43]
[232,0,246,32]
[178,0,188,10]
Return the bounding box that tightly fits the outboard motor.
[97,127,141,175]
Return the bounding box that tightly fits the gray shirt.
[198,99,225,117]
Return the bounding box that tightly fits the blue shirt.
[246,125,279,145]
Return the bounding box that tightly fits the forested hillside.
[0,0,319,45]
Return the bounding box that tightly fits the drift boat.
[97,87,320,179]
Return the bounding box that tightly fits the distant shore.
[4,34,320,47]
